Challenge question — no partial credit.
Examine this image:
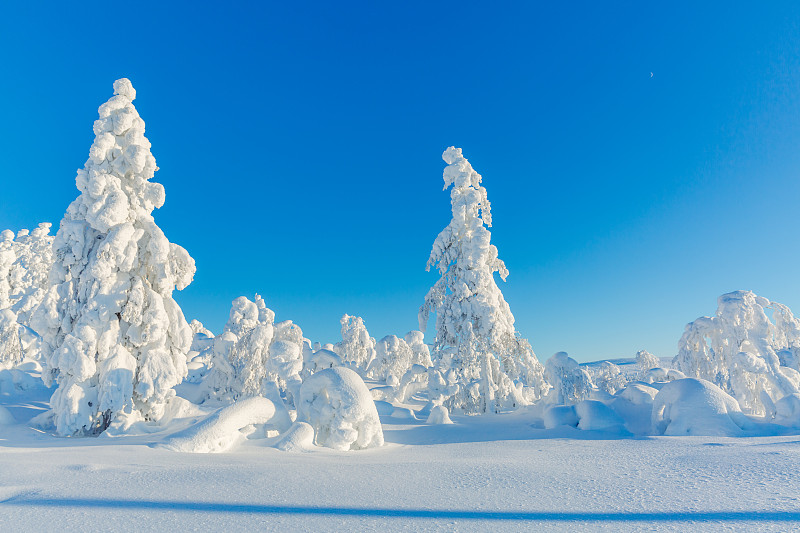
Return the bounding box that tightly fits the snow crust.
[297,367,383,450]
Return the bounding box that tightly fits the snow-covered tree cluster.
[30,78,196,436]
[8,77,800,452]
[0,223,54,368]
[204,295,304,406]
[419,147,546,415]
[673,290,800,415]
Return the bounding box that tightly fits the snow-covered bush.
[368,335,413,385]
[651,378,750,436]
[404,330,433,368]
[636,349,660,375]
[544,352,594,405]
[419,147,547,414]
[575,400,627,432]
[591,361,627,395]
[303,347,341,378]
[673,291,800,415]
[297,367,384,450]
[333,314,376,374]
[30,79,196,436]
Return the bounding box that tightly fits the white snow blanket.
[297,367,383,450]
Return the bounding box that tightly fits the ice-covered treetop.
[70,77,164,234]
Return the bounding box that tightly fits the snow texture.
[161,397,277,453]
[673,290,800,415]
[297,367,384,450]
[420,147,546,414]
[30,78,196,436]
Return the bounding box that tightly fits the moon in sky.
[650,72,654,78]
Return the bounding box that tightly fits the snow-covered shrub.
[368,335,413,385]
[544,352,594,405]
[419,147,546,414]
[333,314,376,374]
[673,291,800,415]
[404,330,433,368]
[188,319,214,353]
[30,79,196,436]
[591,361,627,395]
[651,378,750,437]
[297,367,384,450]
[393,364,429,403]
[636,349,660,375]
[274,421,316,452]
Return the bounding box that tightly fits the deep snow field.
[2,365,799,533]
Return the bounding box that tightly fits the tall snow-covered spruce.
[32,79,196,436]
[419,147,546,414]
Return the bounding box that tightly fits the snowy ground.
[2,379,800,532]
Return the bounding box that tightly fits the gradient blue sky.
[2,2,800,362]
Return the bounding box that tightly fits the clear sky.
[2,2,800,363]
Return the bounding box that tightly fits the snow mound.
[575,400,627,432]
[160,397,276,453]
[297,367,384,450]
[774,393,800,428]
[426,405,453,424]
[609,383,659,435]
[543,405,578,429]
[274,421,316,452]
[652,378,748,436]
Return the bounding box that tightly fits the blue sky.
[2,2,800,362]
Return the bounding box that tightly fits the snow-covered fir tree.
[31,79,196,436]
[368,335,413,386]
[419,147,547,413]
[0,230,15,310]
[333,314,376,374]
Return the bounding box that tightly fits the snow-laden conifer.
[333,314,376,374]
[0,230,15,310]
[419,147,546,413]
[673,290,800,415]
[635,349,660,375]
[31,79,195,436]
